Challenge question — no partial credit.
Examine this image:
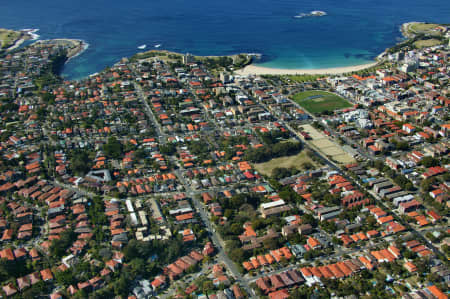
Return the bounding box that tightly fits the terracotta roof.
[40,268,53,281]
[427,285,447,299]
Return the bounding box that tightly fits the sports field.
[291,90,352,115]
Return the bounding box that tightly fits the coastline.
[46,20,437,80]
[233,20,444,77]
[234,61,379,76]
[65,40,89,62]
[234,20,427,77]
[6,38,27,51]
[34,38,89,60]
[400,21,421,39]
[135,49,381,76]
[1,28,38,51]
[22,28,40,40]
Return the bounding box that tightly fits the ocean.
[1,0,449,79]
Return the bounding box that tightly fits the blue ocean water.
[1,0,449,79]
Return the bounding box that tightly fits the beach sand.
[235,61,378,76]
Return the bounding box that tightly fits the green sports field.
[291,90,352,115]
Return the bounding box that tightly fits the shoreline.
[234,61,379,76]
[22,28,40,40]
[132,49,259,64]
[400,21,421,39]
[34,38,89,60]
[57,20,438,79]
[65,40,90,61]
[3,28,40,51]
[2,29,32,51]
[6,38,26,51]
[134,49,381,76]
[233,20,435,77]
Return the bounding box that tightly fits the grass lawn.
[282,74,325,83]
[0,29,22,49]
[253,151,319,176]
[291,90,352,115]
[414,38,442,48]
[409,23,439,35]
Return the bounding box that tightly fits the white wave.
[21,28,40,40]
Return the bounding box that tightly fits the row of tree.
[244,141,302,163]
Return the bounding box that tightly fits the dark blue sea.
[1,0,449,79]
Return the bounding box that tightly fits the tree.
[225,239,240,251]
[114,274,131,296]
[202,281,214,293]
[279,188,298,203]
[243,142,302,163]
[21,281,46,298]
[405,182,414,191]
[366,215,377,230]
[263,238,278,250]
[323,193,340,205]
[403,250,416,260]
[129,258,146,276]
[332,236,342,245]
[420,178,435,192]
[394,140,409,150]
[252,219,265,231]
[302,162,314,170]
[290,285,315,298]
[321,220,337,233]
[50,229,76,258]
[229,248,244,263]
[103,137,123,159]
[224,209,233,219]
[301,213,317,227]
[55,269,75,286]
[420,156,439,168]
[41,92,56,104]
[230,223,243,235]
[159,143,176,155]
[70,151,91,175]
[394,175,411,189]
[0,258,28,280]
[304,250,319,260]
[374,160,385,171]
[271,167,296,179]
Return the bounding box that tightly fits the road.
[131,68,167,145]
[53,180,97,198]
[173,167,256,297]
[126,66,447,295]
[246,240,380,284]
[367,189,447,260]
[130,66,258,295]
[245,81,448,269]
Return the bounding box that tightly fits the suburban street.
[173,168,256,297]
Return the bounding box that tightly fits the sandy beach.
[235,61,379,76]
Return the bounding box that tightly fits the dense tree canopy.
[103,137,123,159]
[244,141,302,163]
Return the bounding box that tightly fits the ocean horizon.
[1,0,449,80]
